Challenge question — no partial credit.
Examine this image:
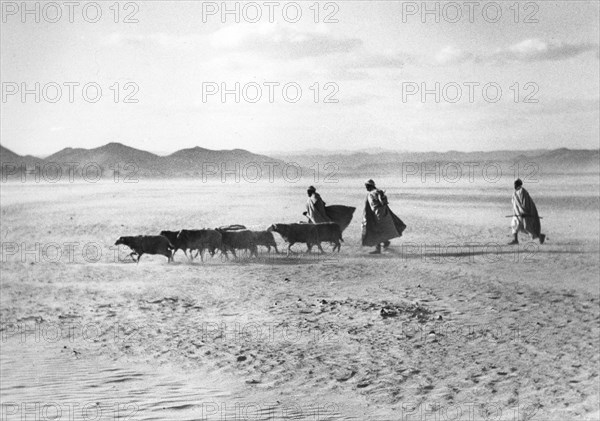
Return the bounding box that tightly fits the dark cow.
[267,223,320,254]
[312,222,343,252]
[217,229,258,258]
[159,230,189,260]
[251,230,279,254]
[177,229,223,261]
[115,235,173,263]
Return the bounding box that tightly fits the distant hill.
[166,147,285,175]
[44,142,166,176]
[46,143,162,167]
[0,145,45,176]
[0,145,21,162]
[531,148,599,171]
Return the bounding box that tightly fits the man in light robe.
[304,186,332,224]
[362,179,406,254]
[509,179,545,245]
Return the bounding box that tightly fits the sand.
[1,175,598,420]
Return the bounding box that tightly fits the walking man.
[509,178,546,245]
[362,179,406,254]
[304,186,331,224]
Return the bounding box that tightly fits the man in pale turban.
[509,179,545,245]
[362,179,406,254]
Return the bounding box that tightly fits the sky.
[1,0,599,156]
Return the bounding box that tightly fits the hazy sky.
[1,1,599,156]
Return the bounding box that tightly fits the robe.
[324,205,355,232]
[306,193,331,224]
[362,189,406,247]
[511,187,542,239]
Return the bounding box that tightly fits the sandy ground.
[1,175,598,420]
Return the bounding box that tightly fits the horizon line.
[1,141,598,160]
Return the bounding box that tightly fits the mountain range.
[273,148,600,175]
[1,143,598,180]
[0,143,287,179]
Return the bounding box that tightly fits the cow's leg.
[136,253,143,264]
[224,246,236,259]
[274,244,279,254]
[128,252,137,262]
[317,243,325,254]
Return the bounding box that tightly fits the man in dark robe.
[304,186,332,224]
[509,179,545,245]
[362,179,406,254]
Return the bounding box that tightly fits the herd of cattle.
[114,222,344,263]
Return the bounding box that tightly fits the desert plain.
[0,172,599,421]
